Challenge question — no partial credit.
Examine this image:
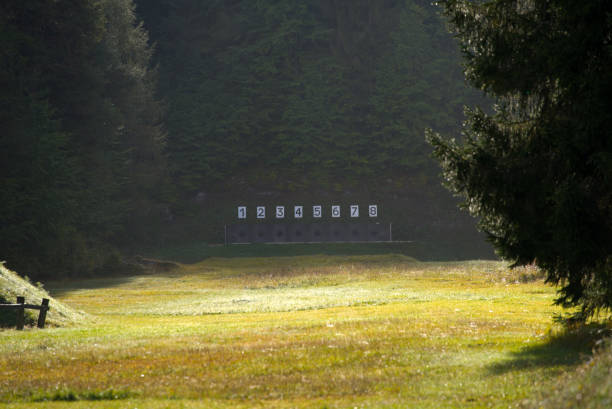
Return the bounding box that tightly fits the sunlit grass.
[0,263,85,328]
[0,254,589,408]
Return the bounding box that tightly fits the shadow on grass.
[46,239,496,295]
[45,276,137,297]
[142,240,497,264]
[45,258,186,297]
[488,324,610,374]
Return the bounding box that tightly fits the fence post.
[16,296,25,330]
[37,298,49,329]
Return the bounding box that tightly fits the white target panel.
[237,206,247,219]
[276,206,285,218]
[368,205,378,217]
[313,205,322,218]
[350,205,359,218]
[256,206,266,219]
[294,206,303,218]
[331,205,341,218]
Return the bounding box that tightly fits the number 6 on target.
[331,205,340,218]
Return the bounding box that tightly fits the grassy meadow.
[0,251,602,408]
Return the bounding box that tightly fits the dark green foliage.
[427,0,612,319]
[2,0,491,277]
[136,0,484,192]
[0,2,81,275]
[132,0,492,256]
[0,0,166,278]
[92,0,168,244]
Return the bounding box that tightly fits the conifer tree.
[0,0,166,277]
[427,0,612,320]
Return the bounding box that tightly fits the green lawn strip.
[0,257,587,408]
[0,304,566,406]
[44,258,546,317]
[139,241,494,264]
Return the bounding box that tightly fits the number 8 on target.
[368,205,378,217]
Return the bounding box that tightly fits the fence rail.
[0,296,50,330]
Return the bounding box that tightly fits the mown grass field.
[0,252,600,408]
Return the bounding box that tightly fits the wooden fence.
[0,296,50,330]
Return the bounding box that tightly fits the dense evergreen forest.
[136,0,482,190]
[1,0,491,279]
[1,0,166,278]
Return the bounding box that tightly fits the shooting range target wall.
[226,222,391,244]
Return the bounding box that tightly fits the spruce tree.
[427,0,612,320]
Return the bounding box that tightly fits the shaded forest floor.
[0,254,605,408]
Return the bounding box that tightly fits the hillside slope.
[0,262,85,328]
